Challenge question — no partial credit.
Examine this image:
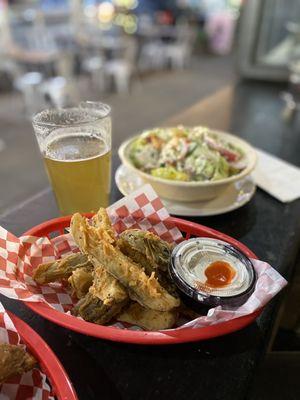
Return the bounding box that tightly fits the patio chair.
[77,29,106,92]
[163,26,196,69]
[54,51,80,105]
[40,76,71,108]
[81,55,105,92]
[14,71,46,117]
[138,40,167,71]
[103,37,138,93]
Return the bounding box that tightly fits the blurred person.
[202,0,237,55]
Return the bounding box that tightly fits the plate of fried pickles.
[26,208,261,344]
[32,209,188,332]
[0,308,77,399]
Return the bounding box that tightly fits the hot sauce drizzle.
[204,261,236,288]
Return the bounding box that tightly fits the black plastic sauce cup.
[169,238,257,310]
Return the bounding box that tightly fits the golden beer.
[44,134,111,215]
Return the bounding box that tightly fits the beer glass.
[32,102,111,215]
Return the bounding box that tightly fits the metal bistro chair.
[138,39,167,71]
[77,29,106,92]
[163,25,197,69]
[103,36,138,93]
[14,71,46,117]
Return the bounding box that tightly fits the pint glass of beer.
[32,102,111,215]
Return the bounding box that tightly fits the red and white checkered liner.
[107,184,182,243]
[0,303,54,399]
[0,227,76,313]
[0,184,287,332]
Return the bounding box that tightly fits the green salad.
[129,126,246,182]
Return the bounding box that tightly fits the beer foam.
[44,133,109,162]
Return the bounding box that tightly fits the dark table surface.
[1,81,300,400]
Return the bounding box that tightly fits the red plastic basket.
[9,312,78,400]
[23,216,262,345]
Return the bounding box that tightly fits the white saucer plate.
[115,164,256,217]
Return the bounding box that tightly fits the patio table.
[1,81,299,400]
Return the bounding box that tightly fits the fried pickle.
[118,229,172,272]
[72,292,128,325]
[71,213,180,312]
[70,209,129,311]
[0,344,36,384]
[117,302,178,331]
[71,215,128,307]
[33,253,93,285]
[118,229,178,296]
[68,267,93,299]
[91,208,116,244]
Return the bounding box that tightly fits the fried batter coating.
[89,264,128,306]
[118,229,172,272]
[70,213,180,312]
[117,302,178,331]
[71,217,128,307]
[33,253,93,285]
[72,292,128,325]
[68,267,93,299]
[0,344,36,384]
[91,208,116,244]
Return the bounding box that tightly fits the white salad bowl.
[118,129,257,202]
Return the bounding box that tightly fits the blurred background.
[0,0,247,214]
[2,0,300,213]
[1,3,300,398]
